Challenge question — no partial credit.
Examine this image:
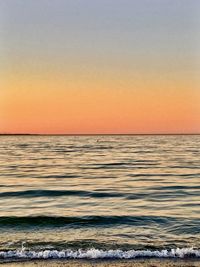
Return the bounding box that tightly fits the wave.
[0,215,178,227]
[1,188,199,200]
[0,248,200,260]
[0,189,124,199]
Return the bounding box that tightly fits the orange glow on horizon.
[1,68,200,134]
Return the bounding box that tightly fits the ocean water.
[0,135,200,261]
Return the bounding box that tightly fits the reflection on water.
[0,135,200,252]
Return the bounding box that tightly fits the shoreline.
[1,259,200,267]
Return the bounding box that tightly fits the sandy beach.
[1,259,200,267]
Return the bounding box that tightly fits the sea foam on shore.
[1,248,200,261]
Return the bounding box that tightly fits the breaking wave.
[0,248,200,260]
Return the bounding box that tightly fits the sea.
[0,135,200,261]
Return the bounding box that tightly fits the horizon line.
[0,133,200,136]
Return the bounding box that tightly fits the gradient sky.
[1,0,200,134]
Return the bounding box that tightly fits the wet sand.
[1,259,200,267]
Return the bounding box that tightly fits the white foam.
[0,248,200,260]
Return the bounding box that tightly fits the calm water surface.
[0,135,200,260]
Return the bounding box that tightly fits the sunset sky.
[1,0,200,134]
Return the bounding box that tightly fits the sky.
[0,0,200,134]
